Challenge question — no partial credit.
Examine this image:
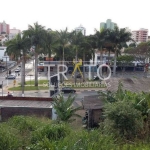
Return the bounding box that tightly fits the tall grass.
[0,124,20,150]
[0,116,149,150]
[31,123,70,143]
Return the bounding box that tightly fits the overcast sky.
[1,0,150,35]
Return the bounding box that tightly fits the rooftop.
[0,100,52,108]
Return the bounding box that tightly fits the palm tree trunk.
[113,49,117,76]
[75,48,78,85]
[48,46,51,58]
[108,50,110,64]
[83,50,85,82]
[60,46,65,83]
[100,47,103,77]
[21,55,25,96]
[100,47,103,65]
[92,52,95,79]
[35,52,38,86]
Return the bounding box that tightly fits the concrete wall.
[0,96,52,101]
[0,107,52,121]
[92,109,103,123]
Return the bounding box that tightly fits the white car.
[5,75,16,79]
[15,68,21,73]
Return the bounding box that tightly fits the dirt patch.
[122,78,134,84]
[70,109,85,130]
[108,77,150,93]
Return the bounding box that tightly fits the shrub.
[31,123,70,143]
[103,101,143,139]
[7,116,44,133]
[0,124,20,150]
[27,130,116,150]
[53,94,81,122]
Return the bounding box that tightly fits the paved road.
[0,90,99,102]
[0,61,33,88]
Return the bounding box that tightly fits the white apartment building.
[9,28,21,40]
[75,25,86,35]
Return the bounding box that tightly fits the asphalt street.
[0,90,99,101]
[0,61,33,88]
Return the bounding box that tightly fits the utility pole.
[2,81,3,96]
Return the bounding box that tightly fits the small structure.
[0,96,53,121]
[83,95,104,128]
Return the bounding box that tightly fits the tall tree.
[107,27,132,76]
[56,28,70,82]
[56,28,69,63]
[43,29,58,58]
[6,33,30,96]
[79,36,91,81]
[88,35,97,78]
[69,31,84,83]
[24,22,46,86]
[94,29,109,65]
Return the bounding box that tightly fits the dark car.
[61,87,76,94]
[5,75,16,79]
[76,73,82,78]
[93,76,99,81]
[93,76,102,84]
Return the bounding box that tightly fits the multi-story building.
[0,21,10,34]
[132,28,148,42]
[147,36,150,41]
[0,46,9,60]
[100,19,117,30]
[75,25,86,35]
[9,28,21,40]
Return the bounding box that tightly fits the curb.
[76,90,100,92]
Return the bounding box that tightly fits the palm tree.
[53,45,75,61]
[88,35,97,78]
[6,33,30,96]
[43,29,58,59]
[70,31,84,83]
[79,36,91,81]
[56,28,70,82]
[56,28,69,62]
[24,22,46,86]
[107,27,132,76]
[104,42,115,65]
[53,94,81,122]
[94,29,109,65]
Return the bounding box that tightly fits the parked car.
[93,76,99,81]
[61,87,76,94]
[15,68,21,73]
[93,76,102,84]
[5,75,16,79]
[73,73,82,78]
[0,68,6,73]
[68,70,73,74]
[77,73,82,78]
